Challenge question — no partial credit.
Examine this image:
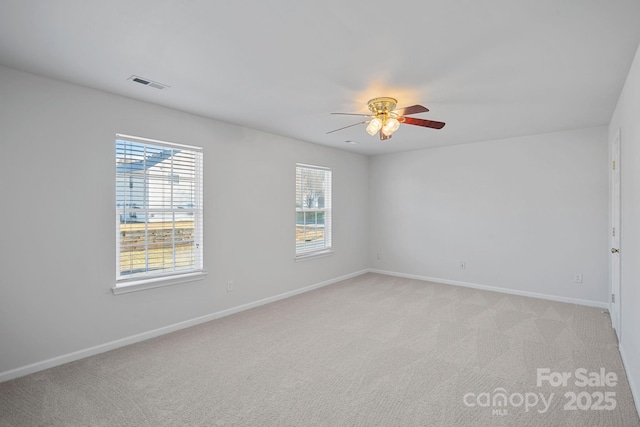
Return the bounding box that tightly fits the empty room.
[1,1,640,426]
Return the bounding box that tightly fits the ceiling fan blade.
[330,112,372,117]
[394,105,429,116]
[326,121,369,134]
[401,116,446,129]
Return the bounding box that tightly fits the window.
[296,164,332,258]
[115,134,204,293]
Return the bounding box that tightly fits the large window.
[296,164,332,258]
[115,134,203,292]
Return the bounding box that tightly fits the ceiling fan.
[327,97,445,140]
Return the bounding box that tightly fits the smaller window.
[296,164,332,258]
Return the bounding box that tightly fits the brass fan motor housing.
[367,97,398,117]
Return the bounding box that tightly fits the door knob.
[611,248,620,254]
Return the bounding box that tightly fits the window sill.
[295,250,334,262]
[112,271,207,295]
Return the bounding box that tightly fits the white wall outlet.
[377,252,381,260]
[227,280,234,292]
[459,261,466,269]
[574,274,583,283]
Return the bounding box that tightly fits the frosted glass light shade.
[366,118,382,135]
[381,118,400,136]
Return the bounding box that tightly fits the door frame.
[610,129,621,339]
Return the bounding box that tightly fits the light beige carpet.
[1,273,638,426]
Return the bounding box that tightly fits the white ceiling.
[1,0,639,155]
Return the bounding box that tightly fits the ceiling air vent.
[128,75,170,90]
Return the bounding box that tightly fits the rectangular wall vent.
[128,75,170,90]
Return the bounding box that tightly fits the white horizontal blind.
[296,164,332,256]
[115,135,203,283]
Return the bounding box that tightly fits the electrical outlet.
[459,261,466,269]
[377,252,381,260]
[574,274,583,283]
[227,280,234,292]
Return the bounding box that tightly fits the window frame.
[295,163,333,261]
[113,134,205,294]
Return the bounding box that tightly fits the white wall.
[369,127,609,305]
[0,66,369,376]
[609,41,640,408]
[0,63,620,385]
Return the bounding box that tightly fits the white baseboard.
[368,269,609,309]
[0,269,612,383]
[0,269,368,383]
[619,342,640,416]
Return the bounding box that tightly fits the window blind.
[295,164,332,257]
[115,134,203,283]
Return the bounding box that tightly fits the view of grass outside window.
[116,135,203,283]
[296,164,332,257]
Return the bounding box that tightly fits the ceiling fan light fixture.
[366,117,383,135]
[327,96,445,140]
